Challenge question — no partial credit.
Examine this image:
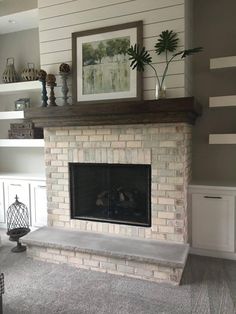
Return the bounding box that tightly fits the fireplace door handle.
[204,196,222,199]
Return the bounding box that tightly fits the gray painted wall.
[192,0,236,186]
[0,28,40,86]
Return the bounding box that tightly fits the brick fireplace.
[44,122,191,242]
[22,98,199,285]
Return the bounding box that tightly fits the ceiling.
[0,8,38,34]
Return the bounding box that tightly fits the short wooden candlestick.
[47,82,57,107]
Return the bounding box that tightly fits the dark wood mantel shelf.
[24,97,201,128]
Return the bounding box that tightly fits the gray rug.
[0,231,235,314]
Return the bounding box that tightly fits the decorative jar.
[2,58,19,83]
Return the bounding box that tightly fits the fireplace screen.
[69,163,151,227]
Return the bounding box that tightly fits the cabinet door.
[192,193,235,252]
[4,180,31,224]
[0,181,5,224]
[30,181,47,227]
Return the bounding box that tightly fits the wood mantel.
[24,97,201,128]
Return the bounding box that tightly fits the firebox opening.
[69,163,151,227]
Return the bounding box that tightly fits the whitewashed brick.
[119,134,134,141]
[44,123,191,244]
[89,135,103,141]
[47,248,60,254]
[96,129,111,135]
[127,141,142,148]
[82,129,96,135]
[158,198,175,205]
[153,271,170,280]
[159,226,175,234]
[104,135,119,141]
[117,265,134,274]
[76,252,91,259]
[69,129,82,136]
[100,262,116,270]
[111,141,126,148]
[158,212,175,219]
[84,259,99,268]
[76,135,89,141]
[53,254,68,263]
[40,252,53,260]
[61,250,75,257]
[135,268,153,277]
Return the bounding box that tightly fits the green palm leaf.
[173,47,203,58]
[127,44,152,72]
[155,30,179,55]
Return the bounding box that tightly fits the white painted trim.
[0,173,46,180]
[190,247,236,261]
[209,134,236,144]
[0,111,24,120]
[209,95,236,107]
[0,81,41,94]
[210,56,236,69]
[188,184,236,192]
[0,139,44,147]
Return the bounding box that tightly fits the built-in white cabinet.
[189,185,236,257]
[0,176,47,229]
[4,180,30,210]
[30,181,47,227]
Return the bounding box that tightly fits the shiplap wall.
[38,0,189,104]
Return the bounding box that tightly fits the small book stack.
[8,121,43,139]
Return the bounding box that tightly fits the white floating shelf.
[0,110,24,120]
[0,139,44,147]
[209,134,236,144]
[0,81,41,94]
[210,56,236,69]
[209,95,236,107]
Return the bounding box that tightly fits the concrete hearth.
[21,227,189,285]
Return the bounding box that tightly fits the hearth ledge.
[21,227,189,285]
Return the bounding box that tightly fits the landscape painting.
[72,21,142,103]
[82,37,130,95]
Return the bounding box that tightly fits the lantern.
[7,195,30,252]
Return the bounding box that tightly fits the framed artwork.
[72,21,142,104]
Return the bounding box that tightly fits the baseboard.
[190,247,236,261]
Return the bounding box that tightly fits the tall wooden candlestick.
[59,63,71,106]
[60,72,69,106]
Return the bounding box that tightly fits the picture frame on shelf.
[72,21,143,104]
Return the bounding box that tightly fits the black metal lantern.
[7,195,30,253]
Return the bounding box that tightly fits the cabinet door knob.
[204,196,222,199]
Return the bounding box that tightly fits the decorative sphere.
[46,74,56,84]
[59,63,70,73]
[37,69,47,81]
